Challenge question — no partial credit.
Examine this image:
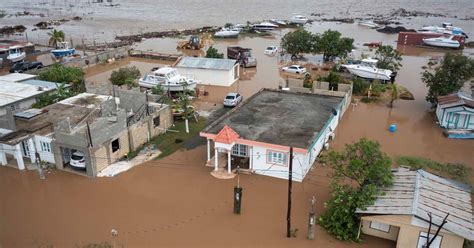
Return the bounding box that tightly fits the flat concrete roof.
[176,57,237,71]
[203,89,343,149]
[0,73,36,82]
[0,81,55,107]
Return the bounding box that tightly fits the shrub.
[109,66,141,86]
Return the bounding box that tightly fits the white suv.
[70,151,86,170]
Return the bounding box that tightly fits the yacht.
[422,36,461,49]
[342,58,393,81]
[253,22,279,31]
[357,20,382,29]
[6,46,26,63]
[139,67,197,92]
[214,28,240,38]
[51,42,76,58]
[289,15,308,25]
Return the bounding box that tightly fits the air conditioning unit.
[323,143,329,150]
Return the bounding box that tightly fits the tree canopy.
[205,46,224,59]
[422,53,474,105]
[37,63,84,92]
[319,138,393,241]
[374,45,403,72]
[109,66,141,86]
[280,28,314,57]
[314,30,354,62]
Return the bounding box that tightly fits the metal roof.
[0,81,56,107]
[21,79,65,90]
[357,168,473,240]
[176,57,237,71]
[0,73,36,82]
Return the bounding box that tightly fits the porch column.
[214,148,218,171]
[249,147,253,170]
[207,139,211,162]
[227,150,231,174]
[28,138,36,163]
[0,150,6,165]
[14,144,25,170]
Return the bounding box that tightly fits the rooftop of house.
[0,80,57,107]
[202,89,343,149]
[0,73,37,82]
[176,57,237,71]
[437,92,474,108]
[0,93,113,145]
[0,40,34,51]
[356,168,473,240]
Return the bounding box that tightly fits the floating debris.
[0,25,26,35]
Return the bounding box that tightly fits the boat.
[342,58,393,81]
[422,36,460,49]
[51,42,76,58]
[253,22,279,31]
[289,15,308,25]
[269,19,287,26]
[419,23,468,38]
[6,46,26,63]
[357,20,382,29]
[214,28,240,38]
[139,67,197,92]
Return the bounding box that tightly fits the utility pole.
[307,196,316,240]
[35,152,45,180]
[234,166,242,214]
[286,147,293,238]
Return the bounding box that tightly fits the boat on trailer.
[139,67,197,92]
[51,42,76,58]
[6,46,26,63]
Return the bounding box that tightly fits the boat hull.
[139,80,197,92]
[7,52,26,63]
[51,48,76,58]
[422,39,460,48]
[343,65,392,81]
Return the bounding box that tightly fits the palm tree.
[48,29,65,48]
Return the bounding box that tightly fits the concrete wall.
[177,67,237,87]
[0,109,16,130]
[33,135,55,164]
[91,129,130,172]
[0,97,37,116]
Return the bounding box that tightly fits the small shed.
[175,57,239,87]
[356,168,473,248]
[436,92,474,130]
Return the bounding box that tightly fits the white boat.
[419,23,468,37]
[422,36,460,49]
[253,22,279,31]
[6,46,26,63]
[357,20,382,29]
[139,67,197,92]
[342,58,393,81]
[270,19,287,26]
[214,28,239,38]
[51,42,76,58]
[289,15,308,24]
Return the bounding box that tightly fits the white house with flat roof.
[0,80,59,115]
[175,57,239,87]
[0,72,37,82]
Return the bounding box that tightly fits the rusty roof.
[437,92,474,108]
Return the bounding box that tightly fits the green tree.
[47,29,65,48]
[280,28,314,57]
[205,46,224,59]
[32,83,74,108]
[319,138,393,241]
[151,84,165,95]
[313,30,354,62]
[176,80,194,133]
[374,45,403,72]
[109,66,141,87]
[423,53,474,105]
[38,63,85,92]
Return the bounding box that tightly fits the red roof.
[214,125,239,144]
[437,93,474,108]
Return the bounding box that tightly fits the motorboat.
[422,36,460,49]
[419,23,468,38]
[357,20,382,29]
[6,46,26,63]
[214,28,239,38]
[253,22,279,31]
[342,58,393,81]
[289,15,308,25]
[51,42,76,58]
[269,19,287,26]
[139,67,197,92]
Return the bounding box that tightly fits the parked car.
[282,65,307,74]
[9,61,43,73]
[69,151,86,170]
[264,46,278,55]
[223,92,243,107]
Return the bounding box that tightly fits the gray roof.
[21,79,67,90]
[357,168,473,240]
[176,57,237,71]
[203,89,343,149]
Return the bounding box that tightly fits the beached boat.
[342,58,393,81]
[51,42,76,58]
[422,36,460,48]
[419,23,468,38]
[357,20,382,29]
[139,67,197,92]
[270,19,287,26]
[289,15,308,24]
[214,28,239,38]
[253,22,279,31]
[6,46,26,63]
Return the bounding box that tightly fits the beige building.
[357,168,473,248]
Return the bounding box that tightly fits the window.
[153,116,160,127]
[369,221,390,233]
[111,138,120,152]
[232,144,248,157]
[417,232,442,248]
[267,150,287,165]
[40,141,51,153]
